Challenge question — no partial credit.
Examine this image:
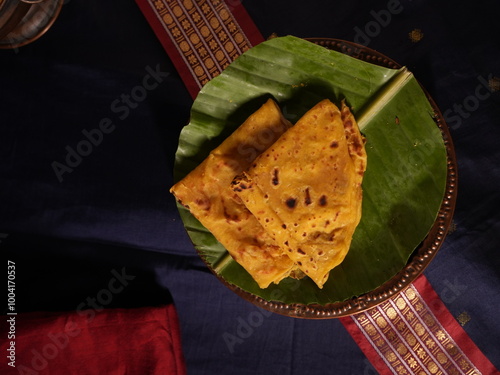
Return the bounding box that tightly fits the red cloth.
[1,305,186,375]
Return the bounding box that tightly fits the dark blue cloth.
[1,0,499,374]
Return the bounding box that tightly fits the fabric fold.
[1,305,186,375]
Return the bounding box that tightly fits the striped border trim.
[135,0,264,98]
[341,275,498,375]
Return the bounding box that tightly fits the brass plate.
[211,38,457,318]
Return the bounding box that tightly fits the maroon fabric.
[1,305,186,375]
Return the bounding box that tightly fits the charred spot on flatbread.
[232,99,367,288]
[170,99,297,289]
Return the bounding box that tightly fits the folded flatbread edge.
[231,99,367,288]
[170,99,298,288]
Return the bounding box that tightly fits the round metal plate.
[209,38,457,318]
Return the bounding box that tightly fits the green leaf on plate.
[173,36,447,305]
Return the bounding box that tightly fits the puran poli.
[170,99,297,288]
[232,99,367,288]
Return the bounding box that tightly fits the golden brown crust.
[232,99,367,288]
[170,99,297,288]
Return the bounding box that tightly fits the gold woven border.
[353,285,480,375]
[152,0,252,88]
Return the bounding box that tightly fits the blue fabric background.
[1,1,499,373]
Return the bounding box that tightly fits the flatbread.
[170,99,297,288]
[232,99,366,288]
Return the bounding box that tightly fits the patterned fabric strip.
[341,275,498,375]
[135,0,264,98]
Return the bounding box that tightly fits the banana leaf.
[173,36,448,305]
